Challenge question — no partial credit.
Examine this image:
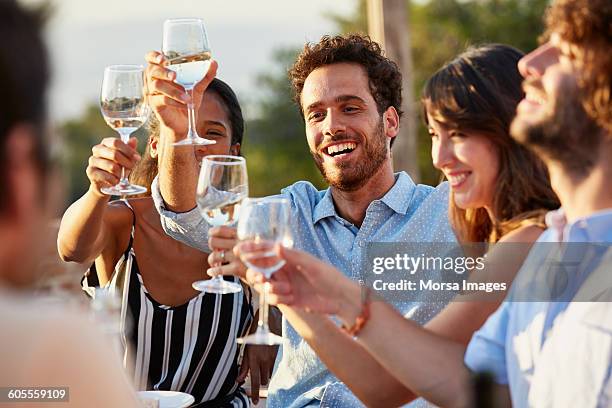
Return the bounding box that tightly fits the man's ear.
[149,135,159,159]
[383,106,400,142]
[2,124,40,220]
[230,143,241,156]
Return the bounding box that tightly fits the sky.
[23,0,356,123]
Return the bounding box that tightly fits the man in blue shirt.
[145,35,455,407]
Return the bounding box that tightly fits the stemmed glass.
[100,65,149,196]
[162,18,215,146]
[194,155,248,294]
[236,198,291,345]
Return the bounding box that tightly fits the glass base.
[173,136,216,146]
[192,279,242,294]
[101,183,147,196]
[237,329,284,346]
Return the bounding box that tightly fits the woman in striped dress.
[58,77,266,407]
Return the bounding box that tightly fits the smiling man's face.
[301,62,397,191]
[511,33,603,176]
[512,34,578,137]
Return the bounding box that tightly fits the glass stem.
[119,167,128,187]
[117,130,132,187]
[259,282,271,331]
[186,88,197,141]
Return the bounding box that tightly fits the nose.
[323,109,346,138]
[195,145,209,158]
[431,135,454,170]
[518,42,557,79]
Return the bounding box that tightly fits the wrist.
[336,279,364,325]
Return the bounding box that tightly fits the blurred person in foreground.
[145,35,456,407]
[242,0,612,406]
[0,1,139,406]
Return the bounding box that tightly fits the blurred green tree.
[242,48,326,197]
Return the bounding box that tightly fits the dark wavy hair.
[422,44,560,243]
[129,78,245,195]
[288,34,403,146]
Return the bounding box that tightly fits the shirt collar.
[312,188,337,224]
[380,172,416,215]
[545,207,612,242]
[312,172,416,224]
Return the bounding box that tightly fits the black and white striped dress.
[112,203,253,407]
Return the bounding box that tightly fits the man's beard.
[311,119,388,191]
[511,79,603,179]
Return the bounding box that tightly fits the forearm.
[343,295,472,408]
[152,176,211,252]
[279,305,415,408]
[57,187,110,263]
[158,126,199,212]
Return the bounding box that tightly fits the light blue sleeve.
[151,176,211,252]
[464,301,510,384]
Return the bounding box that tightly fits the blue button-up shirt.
[153,172,456,407]
[464,208,612,408]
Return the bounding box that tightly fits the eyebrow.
[305,94,367,113]
[203,120,227,129]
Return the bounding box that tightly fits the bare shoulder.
[498,224,544,244]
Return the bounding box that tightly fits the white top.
[529,301,612,407]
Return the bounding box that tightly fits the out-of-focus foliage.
[58,0,549,208]
[242,48,325,197]
[330,0,550,185]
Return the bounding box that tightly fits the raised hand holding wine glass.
[236,198,291,345]
[194,155,248,294]
[99,65,149,196]
[162,18,215,146]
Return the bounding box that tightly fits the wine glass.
[162,18,215,146]
[236,197,291,345]
[100,65,149,196]
[193,155,248,294]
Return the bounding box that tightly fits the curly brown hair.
[543,0,612,133]
[289,34,403,126]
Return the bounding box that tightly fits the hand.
[144,51,218,140]
[86,137,140,197]
[237,244,356,316]
[207,226,247,279]
[237,307,281,404]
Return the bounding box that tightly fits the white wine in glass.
[162,18,215,146]
[236,198,291,345]
[100,65,149,196]
[194,155,248,294]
